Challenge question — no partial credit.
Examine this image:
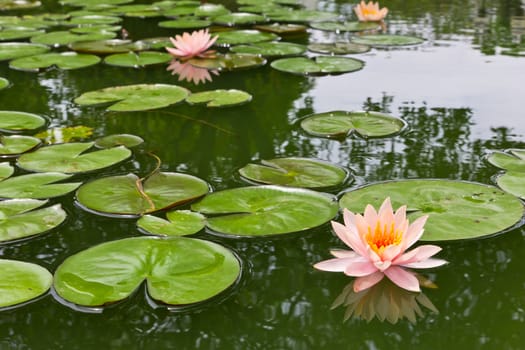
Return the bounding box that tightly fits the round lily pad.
[69,39,149,54]
[158,17,210,28]
[339,179,525,241]
[188,53,266,71]
[0,42,50,61]
[30,31,116,47]
[70,25,122,34]
[0,135,41,158]
[0,27,45,41]
[0,0,41,10]
[310,21,381,32]
[238,157,348,188]
[487,149,525,199]
[60,0,132,6]
[194,3,230,17]
[230,42,306,57]
[307,42,370,55]
[271,56,364,76]
[0,260,52,308]
[0,78,8,90]
[351,34,425,47]
[76,172,209,216]
[95,134,144,148]
[266,9,339,23]
[0,111,46,132]
[254,23,307,35]
[215,30,278,47]
[191,185,339,237]
[17,142,131,173]
[213,12,267,26]
[0,199,66,243]
[300,110,406,139]
[54,237,240,307]
[162,5,199,17]
[103,51,172,68]
[9,52,101,72]
[0,172,81,199]
[67,15,122,25]
[186,89,252,107]
[137,210,206,236]
[0,162,14,180]
[75,84,189,112]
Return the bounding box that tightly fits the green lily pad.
[266,9,339,23]
[75,84,189,112]
[76,172,209,216]
[0,42,50,61]
[0,172,81,199]
[54,237,240,307]
[230,42,306,57]
[0,135,41,158]
[30,31,116,47]
[67,15,122,25]
[307,42,370,55]
[17,142,131,173]
[158,18,211,29]
[0,0,41,10]
[494,173,525,199]
[109,4,160,16]
[300,111,406,138]
[0,199,66,243]
[188,53,266,71]
[69,39,149,54]
[271,56,364,76]
[0,27,45,41]
[9,52,101,72]
[254,23,307,35]
[310,21,381,32]
[186,89,252,107]
[137,210,206,236]
[194,3,230,17]
[70,25,122,34]
[60,0,132,6]
[238,157,348,188]
[0,78,8,90]
[487,149,525,199]
[0,111,46,132]
[95,134,144,148]
[191,185,338,237]
[213,12,268,26]
[215,30,278,47]
[138,37,171,49]
[104,51,171,68]
[339,179,525,241]
[351,34,424,47]
[162,5,199,17]
[34,125,93,144]
[0,260,52,308]
[0,162,14,180]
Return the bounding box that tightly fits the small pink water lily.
[314,198,447,293]
[354,1,388,22]
[167,60,219,85]
[165,29,218,60]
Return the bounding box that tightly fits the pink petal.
[331,221,368,257]
[353,271,384,292]
[402,258,448,269]
[373,260,391,271]
[313,257,353,272]
[344,260,378,277]
[402,215,428,249]
[381,244,402,262]
[393,244,442,265]
[363,203,378,228]
[330,249,358,259]
[378,197,395,225]
[384,266,420,292]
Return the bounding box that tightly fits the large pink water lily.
[165,29,218,60]
[314,198,447,292]
[354,1,388,22]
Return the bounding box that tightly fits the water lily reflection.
[166,60,219,85]
[332,275,438,323]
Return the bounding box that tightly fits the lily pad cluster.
[487,148,525,199]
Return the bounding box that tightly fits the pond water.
[1,0,525,349]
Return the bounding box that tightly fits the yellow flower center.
[362,8,378,16]
[365,221,403,256]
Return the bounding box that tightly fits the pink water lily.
[314,198,447,292]
[166,29,218,60]
[354,1,388,22]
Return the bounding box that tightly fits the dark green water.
[1,0,525,349]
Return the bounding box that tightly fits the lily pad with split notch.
[53,236,241,307]
[69,39,149,54]
[0,163,14,180]
[188,53,266,71]
[60,0,133,6]
[0,199,66,243]
[310,21,380,32]
[0,172,81,199]
[9,52,101,72]
[95,134,144,148]
[0,135,41,158]
[191,185,338,237]
[213,12,268,27]
[30,31,116,47]
[238,157,348,188]
[254,23,307,35]
[66,15,122,25]
[186,89,252,107]
[351,34,424,47]
[76,172,209,216]
[137,210,206,236]
[103,51,172,68]
[0,0,41,10]
[487,149,525,199]
[215,30,278,47]
[17,142,131,173]
[339,179,524,241]
[308,42,370,55]
[0,260,52,308]
[271,56,364,76]
[0,111,46,132]
[0,28,45,41]
[0,78,8,90]
[230,42,306,57]
[74,84,189,111]
[194,3,230,17]
[158,18,211,29]
[300,110,405,139]
[0,42,50,61]
[266,9,339,23]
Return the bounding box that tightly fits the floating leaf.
[162,5,199,17]
[0,77,8,90]
[70,24,122,34]
[69,39,149,54]
[271,56,364,75]
[34,125,94,144]
[215,30,278,47]
[76,172,209,216]
[310,21,380,32]
[301,110,406,138]
[239,157,348,188]
[30,31,116,46]
[0,42,50,61]
[266,9,339,23]
[230,42,306,57]
[487,149,525,199]
[188,53,266,71]
[104,51,172,68]
[308,42,370,55]
[0,111,46,132]
[137,210,206,236]
[194,3,230,17]
[67,15,122,25]
[17,142,131,173]
[9,52,101,72]
[254,23,307,35]
[186,89,252,107]
[0,27,45,41]
[75,84,189,111]
[0,0,41,10]
[0,260,52,308]
[0,172,81,199]
[0,162,14,180]
[158,18,211,29]
[54,237,240,307]
[0,135,41,158]
[213,12,268,26]
[0,199,66,243]
[351,34,424,47]
[339,179,524,241]
[60,0,132,6]
[95,134,144,148]
[192,185,338,237]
